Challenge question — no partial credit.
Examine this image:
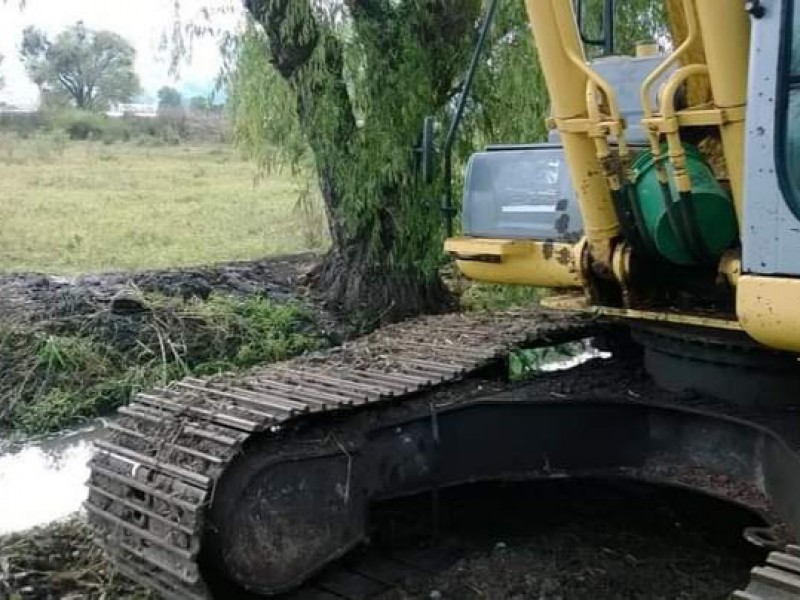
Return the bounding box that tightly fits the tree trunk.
[313,238,454,322]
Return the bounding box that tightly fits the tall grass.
[0,292,328,434]
[0,135,330,273]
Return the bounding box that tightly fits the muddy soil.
[0,478,765,600]
[366,478,766,600]
[0,253,322,322]
[0,519,150,600]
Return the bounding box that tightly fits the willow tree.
[232,0,665,321]
[232,0,483,320]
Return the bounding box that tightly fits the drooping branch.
[245,0,320,79]
[404,0,483,106]
[246,0,356,247]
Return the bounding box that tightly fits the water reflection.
[0,426,102,535]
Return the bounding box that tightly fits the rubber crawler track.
[86,309,594,599]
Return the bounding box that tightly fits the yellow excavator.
[88,1,800,598]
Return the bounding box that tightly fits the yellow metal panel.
[737,276,800,352]
[446,237,582,288]
[694,0,750,222]
[445,237,536,257]
[523,0,619,270]
[665,0,710,107]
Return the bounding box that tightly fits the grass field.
[0,134,327,273]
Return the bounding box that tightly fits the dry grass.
[0,134,328,274]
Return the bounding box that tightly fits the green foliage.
[189,95,211,113]
[233,1,486,298]
[49,108,108,140]
[0,108,198,143]
[460,283,543,312]
[579,0,669,57]
[231,0,667,315]
[509,343,584,381]
[228,26,307,169]
[20,22,141,111]
[467,1,551,146]
[157,86,183,110]
[0,111,47,138]
[0,293,328,434]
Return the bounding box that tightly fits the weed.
[0,292,329,435]
[460,282,543,311]
[509,342,584,381]
[295,180,328,250]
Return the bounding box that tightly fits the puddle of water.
[0,425,103,535]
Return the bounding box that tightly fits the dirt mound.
[0,254,338,435]
[0,253,320,322]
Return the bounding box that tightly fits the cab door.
[743,0,800,276]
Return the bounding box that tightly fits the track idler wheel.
[204,438,367,595]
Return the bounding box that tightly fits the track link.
[86,309,591,599]
[732,546,800,600]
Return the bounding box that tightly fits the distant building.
[107,103,158,118]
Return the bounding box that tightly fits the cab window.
[778,0,800,215]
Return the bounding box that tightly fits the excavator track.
[733,546,800,600]
[86,309,593,600]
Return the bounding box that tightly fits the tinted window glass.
[780,0,800,212]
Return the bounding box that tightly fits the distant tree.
[188,95,211,114]
[157,85,183,110]
[19,21,141,111]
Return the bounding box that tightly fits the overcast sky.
[0,0,243,107]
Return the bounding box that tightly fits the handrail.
[659,64,710,119]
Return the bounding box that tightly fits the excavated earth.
[0,253,324,324]
[0,255,776,599]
